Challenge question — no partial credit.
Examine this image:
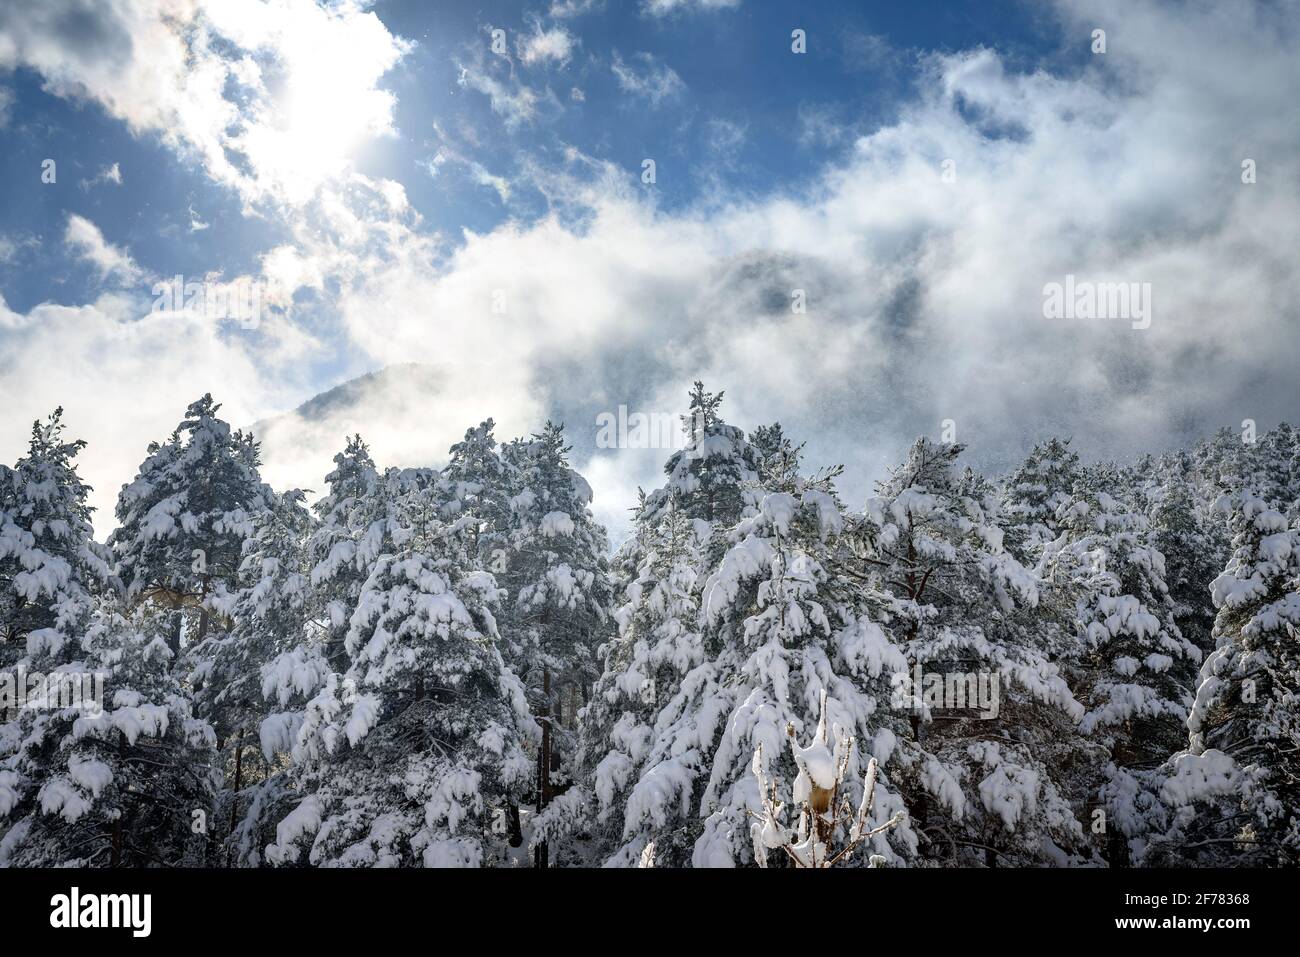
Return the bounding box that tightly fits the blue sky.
[0,0,1297,537]
[0,0,1073,314]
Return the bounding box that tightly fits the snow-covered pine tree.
[1001,437,1081,566]
[1195,426,1248,490]
[1253,423,1299,516]
[0,605,217,866]
[859,438,1096,867]
[573,491,710,865]
[1039,482,1202,863]
[264,461,535,867]
[109,395,271,657]
[256,444,423,864]
[637,383,763,551]
[1143,490,1300,865]
[603,382,764,627]
[1194,426,1254,521]
[1083,460,1139,511]
[1048,485,1202,755]
[0,463,12,671]
[0,410,110,673]
[306,435,384,674]
[497,422,610,866]
[573,392,775,867]
[234,436,401,865]
[1148,454,1226,654]
[440,420,513,562]
[192,486,318,864]
[690,427,918,867]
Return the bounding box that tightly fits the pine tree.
[638,382,763,535]
[1,605,217,866]
[192,487,318,864]
[1047,487,1202,756]
[1254,423,1299,515]
[1039,484,1202,863]
[497,422,610,866]
[859,439,1096,867]
[109,395,271,657]
[1148,456,1225,654]
[264,466,534,867]
[1,413,214,868]
[575,492,710,865]
[441,420,513,558]
[613,383,765,592]
[1001,437,1081,566]
[690,430,917,867]
[574,395,784,867]
[1194,426,1253,516]
[306,435,384,673]
[1144,491,1300,865]
[0,410,110,672]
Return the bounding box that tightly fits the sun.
[211,1,408,207]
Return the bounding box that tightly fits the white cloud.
[0,86,13,127]
[841,32,905,73]
[642,0,740,16]
[611,51,686,106]
[310,0,1300,540]
[519,26,577,67]
[0,234,37,266]
[425,125,514,203]
[550,0,603,18]
[457,65,547,129]
[704,118,746,157]
[64,214,143,285]
[796,102,848,148]
[79,162,123,190]
[423,152,511,203]
[0,0,411,210]
[0,290,302,529]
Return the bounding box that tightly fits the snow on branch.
[748,690,903,868]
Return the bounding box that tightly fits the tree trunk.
[507,801,523,849]
[534,667,552,869]
[110,818,123,867]
[167,610,183,656]
[226,728,245,866]
[111,731,127,865]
